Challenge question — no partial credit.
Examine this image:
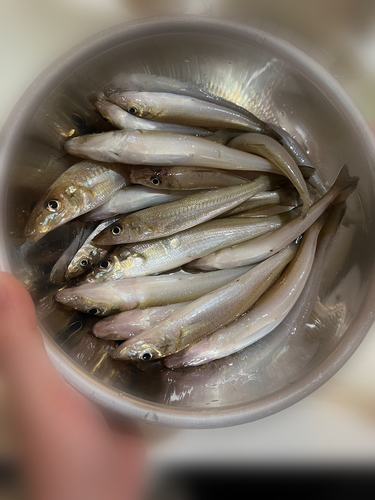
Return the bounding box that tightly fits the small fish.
[65,218,119,280]
[108,91,266,132]
[165,217,326,368]
[112,242,298,362]
[228,133,313,217]
[80,186,192,222]
[96,100,211,136]
[64,130,276,173]
[49,222,93,284]
[92,302,190,340]
[24,161,127,243]
[129,166,249,190]
[93,176,276,246]
[104,73,276,135]
[55,267,253,316]
[189,165,358,270]
[85,214,291,282]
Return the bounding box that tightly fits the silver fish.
[228,133,312,216]
[24,161,127,243]
[104,73,275,135]
[96,100,211,136]
[49,222,93,284]
[189,165,358,270]
[93,176,276,245]
[92,302,190,340]
[108,91,267,132]
[165,217,326,368]
[85,214,291,282]
[112,242,298,362]
[65,218,119,280]
[129,166,249,190]
[55,267,253,316]
[64,130,277,172]
[80,186,193,222]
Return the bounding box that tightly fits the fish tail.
[331,165,359,204]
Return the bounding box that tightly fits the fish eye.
[46,199,61,212]
[128,107,137,115]
[111,226,122,236]
[87,308,101,316]
[151,177,161,186]
[140,351,152,361]
[80,259,89,268]
[99,259,112,270]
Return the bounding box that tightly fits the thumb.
[0,272,98,416]
[0,271,46,377]
[0,272,76,413]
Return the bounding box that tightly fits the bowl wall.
[1,18,375,427]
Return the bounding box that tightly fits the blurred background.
[1,0,375,498]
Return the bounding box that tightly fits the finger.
[0,271,106,423]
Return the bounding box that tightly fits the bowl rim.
[1,16,375,428]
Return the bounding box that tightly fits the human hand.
[0,272,146,500]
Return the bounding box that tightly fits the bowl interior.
[3,24,375,426]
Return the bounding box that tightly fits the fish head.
[66,245,108,281]
[55,285,121,316]
[94,216,154,245]
[24,184,83,243]
[64,131,125,162]
[108,92,155,120]
[129,167,168,188]
[95,100,125,127]
[83,251,127,283]
[112,338,163,362]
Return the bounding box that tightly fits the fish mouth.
[64,136,86,156]
[55,291,108,316]
[24,223,52,244]
[107,94,123,107]
[111,343,136,361]
[95,100,111,116]
[92,233,108,245]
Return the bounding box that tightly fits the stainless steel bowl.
[1,17,375,428]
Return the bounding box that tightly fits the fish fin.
[332,165,359,204]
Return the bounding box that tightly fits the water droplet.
[184,58,190,63]
[144,411,159,422]
[255,34,265,44]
